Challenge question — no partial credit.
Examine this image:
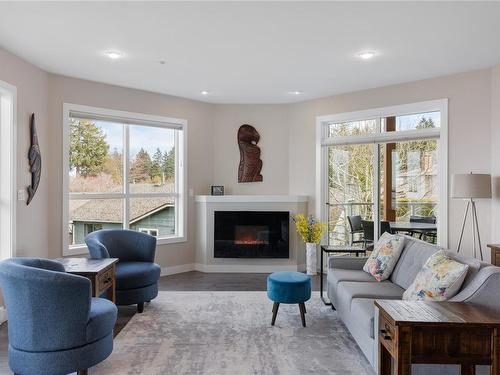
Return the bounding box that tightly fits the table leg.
[394,326,412,375]
[378,341,392,375]
[110,264,116,304]
[460,364,475,375]
[492,328,500,375]
[320,248,332,306]
[92,275,99,298]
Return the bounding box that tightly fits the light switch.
[189,188,194,197]
[17,189,26,201]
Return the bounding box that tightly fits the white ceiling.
[1,2,500,104]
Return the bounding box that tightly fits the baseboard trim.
[160,263,307,275]
[160,263,195,276]
[194,263,303,273]
[0,307,7,325]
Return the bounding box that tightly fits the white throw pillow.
[363,232,405,281]
[403,250,469,301]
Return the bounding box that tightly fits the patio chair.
[361,220,392,248]
[409,215,437,242]
[347,215,365,246]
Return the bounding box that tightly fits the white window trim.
[316,99,448,248]
[0,80,17,260]
[138,228,159,236]
[62,103,188,256]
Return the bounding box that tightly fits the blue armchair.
[85,229,161,313]
[0,258,117,375]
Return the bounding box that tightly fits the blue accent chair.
[267,271,311,327]
[0,258,117,375]
[85,229,161,313]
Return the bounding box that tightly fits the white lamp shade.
[451,173,492,199]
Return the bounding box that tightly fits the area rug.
[94,291,374,375]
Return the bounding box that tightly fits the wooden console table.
[375,299,500,375]
[58,258,118,303]
[487,244,500,266]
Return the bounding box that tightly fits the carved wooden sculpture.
[238,124,263,183]
[27,113,41,205]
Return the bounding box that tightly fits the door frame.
[316,99,448,248]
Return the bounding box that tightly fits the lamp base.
[457,199,483,260]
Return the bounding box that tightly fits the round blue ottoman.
[267,271,312,327]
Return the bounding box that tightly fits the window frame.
[316,99,448,248]
[63,103,188,256]
[0,79,17,261]
[138,228,159,236]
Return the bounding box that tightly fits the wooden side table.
[375,299,500,375]
[58,258,119,303]
[487,244,500,266]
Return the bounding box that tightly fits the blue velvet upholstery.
[116,262,161,290]
[267,271,312,304]
[85,229,161,309]
[0,258,117,375]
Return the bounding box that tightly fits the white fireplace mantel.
[195,195,309,273]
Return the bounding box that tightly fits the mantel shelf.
[195,195,308,203]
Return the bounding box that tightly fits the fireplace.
[214,211,289,258]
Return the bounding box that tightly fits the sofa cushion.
[350,298,377,339]
[390,236,440,289]
[329,269,378,286]
[327,269,379,306]
[86,298,117,343]
[403,250,469,301]
[336,281,405,311]
[116,261,161,290]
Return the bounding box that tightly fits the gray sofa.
[327,235,500,373]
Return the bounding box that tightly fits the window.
[84,223,103,237]
[139,228,159,236]
[317,100,447,248]
[63,104,187,255]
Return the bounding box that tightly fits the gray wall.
[1,44,499,269]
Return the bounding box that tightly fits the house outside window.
[63,104,187,255]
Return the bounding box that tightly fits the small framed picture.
[211,185,224,196]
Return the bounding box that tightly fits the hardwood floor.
[0,271,322,374]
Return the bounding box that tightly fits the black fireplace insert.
[214,211,289,258]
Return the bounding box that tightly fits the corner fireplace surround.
[214,211,289,258]
[195,195,308,273]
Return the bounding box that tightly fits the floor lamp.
[451,173,491,260]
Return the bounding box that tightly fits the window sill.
[157,235,187,246]
[63,235,187,257]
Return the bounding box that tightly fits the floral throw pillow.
[403,250,469,301]
[363,232,405,281]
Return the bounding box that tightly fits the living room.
[1,1,500,375]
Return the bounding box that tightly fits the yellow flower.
[293,214,327,244]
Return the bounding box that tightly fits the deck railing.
[327,201,437,245]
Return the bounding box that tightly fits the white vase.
[306,242,317,275]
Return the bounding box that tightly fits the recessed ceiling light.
[104,50,124,60]
[289,91,302,95]
[201,90,210,96]
[357,51,376,60]
[159,60,166,65]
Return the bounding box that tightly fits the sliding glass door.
[327,120,376,246]
[320,101,447,248]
